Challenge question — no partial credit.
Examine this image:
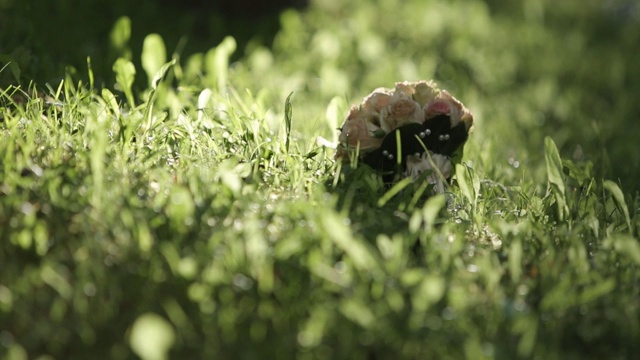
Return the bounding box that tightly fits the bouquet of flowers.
[335,80,474,189]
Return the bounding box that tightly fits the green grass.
[1,0,640,359]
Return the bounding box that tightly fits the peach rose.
[337,106,384,152]
[379,92,424,133]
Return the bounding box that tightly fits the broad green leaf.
[142,34,167,88]
[540,276,575,311]
[33,221,48,256]
[319,211,378,271]
[544,136,569,221]
[378,177,413,207]
[412,275,445,312]
[605,234,640,265]
[109,16,132,59]
[113,58,136,108]
[137,222,153,254]
[401,268,426,287]
[197,88,213,125]
[101,88,120,116]
[284,92,293,153]
[205,36,236,92]
[86,56,94,88]
[325,96,347,142]
[40,264,72,300]
[339,298,375,328]
[409,194,445,233]
[166,186,195,228]
[603,180,631,232]
[578,278,616,305]
[150,59,176,90]
[456,163,474,205]
[0,55,21,82]
[423,194,445,223]
[0,285,12,312]
[513,315,538,357]
[509,238,523,281]
[298,307,329,348]
[5,344,27,360]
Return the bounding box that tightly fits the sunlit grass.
[1,0,639,359]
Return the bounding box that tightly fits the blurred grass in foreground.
[1,0,639,359]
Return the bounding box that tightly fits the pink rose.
[424,90,474,130]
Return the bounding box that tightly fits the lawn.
[1,0,639,359]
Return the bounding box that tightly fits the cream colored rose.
[411,80,440,108]
[362,87,393,110]
[393,81,416,97]
[379,92,424,133]
[361,88,393,126]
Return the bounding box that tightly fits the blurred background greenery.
[0,0,307,84]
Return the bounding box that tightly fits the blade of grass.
[284,91,293,154]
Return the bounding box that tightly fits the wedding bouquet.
[335,80,474,189]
